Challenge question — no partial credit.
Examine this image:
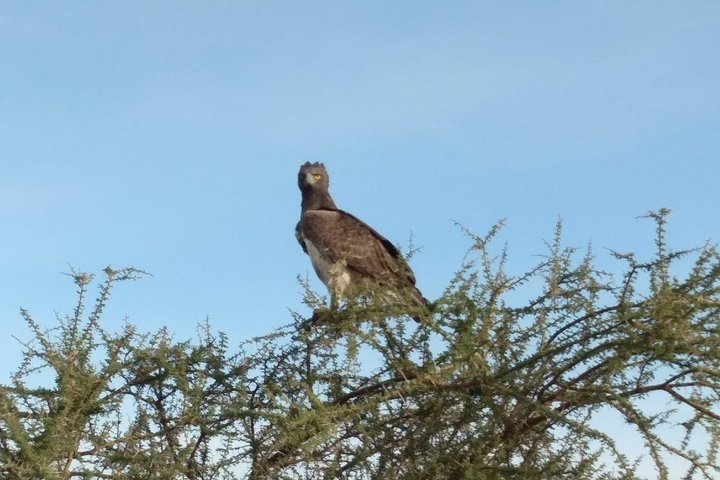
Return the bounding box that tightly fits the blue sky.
[1,1,718,473]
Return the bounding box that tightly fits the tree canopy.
[1,210,718,479]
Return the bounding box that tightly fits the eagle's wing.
[299,209,416,287]
[295,220,308,253]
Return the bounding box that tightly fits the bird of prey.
[295,162,428,318]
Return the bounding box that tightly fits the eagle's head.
[298,162,330,193]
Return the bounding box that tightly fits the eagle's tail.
[409,286,432,324]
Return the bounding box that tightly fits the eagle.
[295,162,428,318]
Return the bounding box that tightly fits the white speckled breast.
[303,236,352,298]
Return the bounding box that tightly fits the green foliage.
[1,211,718,479]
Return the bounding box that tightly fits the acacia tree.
[1,210,718,479]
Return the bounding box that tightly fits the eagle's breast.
[301,230,353,297]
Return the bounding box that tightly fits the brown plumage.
[295,162,427,316]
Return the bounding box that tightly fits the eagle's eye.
[313,174,322,180]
